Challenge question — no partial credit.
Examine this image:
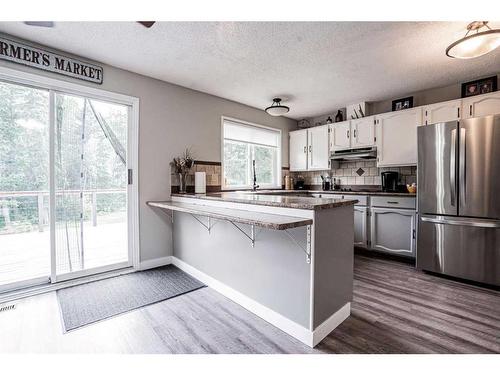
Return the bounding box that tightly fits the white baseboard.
[171,256,350,347]
[312,302,350,347]
[138,256,172,270]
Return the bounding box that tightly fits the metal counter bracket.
[284,225,312,264]
[191,214,212,233]
[189,213,255,246]
[229,221,255,247]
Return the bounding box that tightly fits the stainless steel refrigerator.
[417,114,500,287]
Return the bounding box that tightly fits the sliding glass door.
[54,93,130,280]
[0,76,135,292]
[0,80,51,290]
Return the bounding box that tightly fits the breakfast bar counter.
[148,192,357,347]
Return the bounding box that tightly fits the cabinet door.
[354,206,368,248]
[329,121,351,151]
[289,129,308,171]
[462,91,500,119]
[370,208,416,257]
[423,99,461,125]
[308,125,330,170]
[351,116,375,148]
[376,107,422,167]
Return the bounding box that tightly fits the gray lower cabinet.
[354,206,368,248]
[369,207,416,257]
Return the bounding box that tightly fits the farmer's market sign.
[0,36,103,84]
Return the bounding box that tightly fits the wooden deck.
[0,217,127,286]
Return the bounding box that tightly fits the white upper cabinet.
[462,91,500,119]
[351,116,376,148]
[376,107,422,167]
[289,129,308,171]
[308,125,330,170]
[423,99,461,125]
[329,121,351,151]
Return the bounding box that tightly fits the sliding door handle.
[128,169,133,185]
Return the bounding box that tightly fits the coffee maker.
[381,171,399,192]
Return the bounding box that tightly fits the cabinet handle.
[353,129,357,138]
[347,130,350,139]
[303,146,307,153]
[469,105,472,116]
[457,107,460,119]
[386,201,399,204]
[309,145,312,152]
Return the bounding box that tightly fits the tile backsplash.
[171,160,290,192]
[171,161,222,192]
[171,160,415,191]
[289,160,417,187]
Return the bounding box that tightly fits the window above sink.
[221,117,281,190]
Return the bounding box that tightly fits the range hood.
[330,147,377,161]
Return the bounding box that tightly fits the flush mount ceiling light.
[265,98,290,116]
[446,21,500,59]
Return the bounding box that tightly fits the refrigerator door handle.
[420,215,500,228]
[450,129,456,206]
[459,127,466,207]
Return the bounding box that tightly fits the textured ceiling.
[0,22,499,119]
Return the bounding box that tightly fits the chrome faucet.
[252,159,259,191]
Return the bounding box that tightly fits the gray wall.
[172,212,312,328]
[0,34,297,262]
[370,73,500,114]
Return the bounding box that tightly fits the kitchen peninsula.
[148,192,357,347]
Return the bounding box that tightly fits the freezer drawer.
[417,215,500,286]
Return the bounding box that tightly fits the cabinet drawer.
[317,193,368,206]
[344,194,368,206]
[371,196,415,209]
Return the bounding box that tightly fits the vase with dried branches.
[171,148,194,193]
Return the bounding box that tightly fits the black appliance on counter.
[381,171,399,192]
[294,178,305,190]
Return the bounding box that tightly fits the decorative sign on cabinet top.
[0,36,103,84]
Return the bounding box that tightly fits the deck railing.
[0,189,126,232]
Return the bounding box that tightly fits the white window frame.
[0,65,140,288]
[221,116,282,190]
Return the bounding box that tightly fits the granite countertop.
[147,200,313,230]
[171,192,358,210]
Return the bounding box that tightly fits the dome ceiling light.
[446,21,500,59]
[265,98,290,116]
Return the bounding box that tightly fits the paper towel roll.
[195,172,206,194]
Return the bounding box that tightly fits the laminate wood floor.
[0,255,498,354]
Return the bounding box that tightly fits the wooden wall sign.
[0,36,103,84]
